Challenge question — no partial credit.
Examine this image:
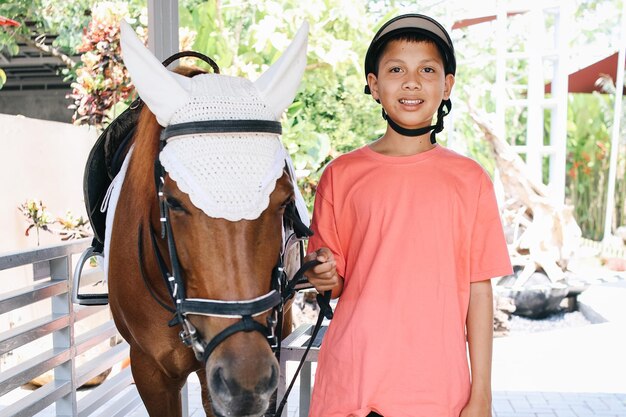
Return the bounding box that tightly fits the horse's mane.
[125,65,208,217]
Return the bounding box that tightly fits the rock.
[496,271,570,319]
[509,282,569,319]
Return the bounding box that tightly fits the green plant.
[0,0,93,92]
[18,199,54,246]
[18,199,93,245]
[66,2,141,127]
[172,0,384,210]
[55,211,92,241]
[565,92,620,240]
[0,0,92,53]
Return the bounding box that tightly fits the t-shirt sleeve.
[470,172,513,282]
[307,168,347,279]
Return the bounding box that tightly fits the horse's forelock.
[173,65,208,78]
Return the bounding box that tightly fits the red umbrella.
[0,16,20,27]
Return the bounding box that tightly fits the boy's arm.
[462,279,494,416]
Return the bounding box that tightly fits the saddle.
[83,100,142,252]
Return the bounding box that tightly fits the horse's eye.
[166,197,185,212]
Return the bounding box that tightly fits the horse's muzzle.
[208,350,279,417]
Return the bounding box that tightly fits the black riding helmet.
[364,14,456,143]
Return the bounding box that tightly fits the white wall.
[0,114,98,348]
[0,113,98,254]
[0,114,97,302]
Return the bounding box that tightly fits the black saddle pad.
[83,100,143,249]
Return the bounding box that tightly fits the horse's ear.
[254,22,309,120]
[120,20,191,126]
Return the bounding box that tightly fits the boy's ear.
[367,73,380,102]
[443,74,455,100]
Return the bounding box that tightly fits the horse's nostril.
[269,363,279,388]
[256,362,279,394]
[210,366,229,396]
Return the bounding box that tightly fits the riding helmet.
[364,13,456,93]
[363,14,456,143]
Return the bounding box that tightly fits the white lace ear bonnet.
[120,20,309,223]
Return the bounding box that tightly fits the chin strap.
[382,99,452,144]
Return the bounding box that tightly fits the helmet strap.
[381,99,452,145]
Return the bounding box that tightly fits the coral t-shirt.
[307,144,512,417]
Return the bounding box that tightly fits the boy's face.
[367,39,455,131]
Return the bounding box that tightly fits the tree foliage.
[0,0,92,57]
[2,0,625,235]
[67,2,142,127]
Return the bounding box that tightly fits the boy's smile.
[367,39,455,133]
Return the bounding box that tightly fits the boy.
[305,14,512,417]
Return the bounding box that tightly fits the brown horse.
[106,21,310,417]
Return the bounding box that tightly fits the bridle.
[135,52,331,415]
[138,117,321,365]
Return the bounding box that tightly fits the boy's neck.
[369,126,437,156]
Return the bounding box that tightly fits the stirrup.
[72,246,109,305]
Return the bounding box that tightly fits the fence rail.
[0,239,143,417]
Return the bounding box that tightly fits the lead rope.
[273,259,334,417]
[274,291,331,417]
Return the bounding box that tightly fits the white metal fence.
[0,238,319,416]
[0,239,142,417]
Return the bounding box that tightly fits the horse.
[105,21,310,417]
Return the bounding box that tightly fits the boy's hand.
[459,396,491,417]
[304,248,342,295]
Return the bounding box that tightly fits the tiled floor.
[123,376,626,417]
[492,392,626,417]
